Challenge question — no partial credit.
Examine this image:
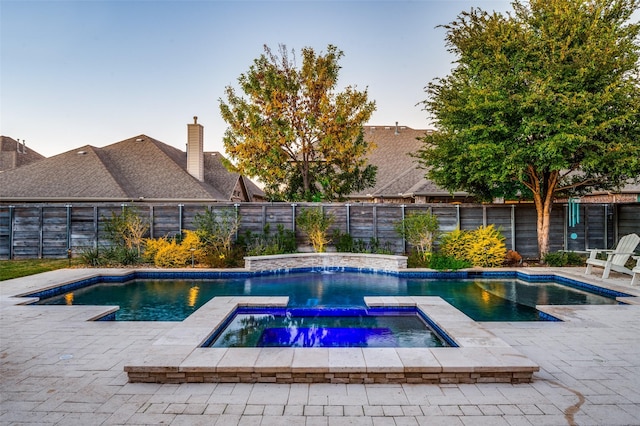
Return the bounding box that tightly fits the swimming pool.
[33,271,620,322]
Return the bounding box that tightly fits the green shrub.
[194,208,240,261]
[544,251,586,267]
[242,224,297,256]
[79,246,103,267]
[296,207,334,252]
[407,250,430,268]
[102,246,140,266]
[428,253,472,271]
[565,251,586,266]
[334,230,355,252]
[103,207,149,256]
[333,231,393,254]
[394,212,439,263]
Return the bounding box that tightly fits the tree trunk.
[535,199,553,260]
[528,168,558,260]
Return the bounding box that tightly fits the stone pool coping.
[123,296,539,385]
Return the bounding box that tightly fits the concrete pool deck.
[2,266,640,424]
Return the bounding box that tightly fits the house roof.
[350,125,467,199]
[351,125,639,201]
[0,135,263,202]
[0,136,46,171]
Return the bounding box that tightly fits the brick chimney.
[187,116,204,181]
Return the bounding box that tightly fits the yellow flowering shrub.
[465,225,506,267]
[439,228,473,261]
[143,230,205,267]
[438,225,506,267]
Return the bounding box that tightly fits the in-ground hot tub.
[202,306,456,348]
[124,296,539,384]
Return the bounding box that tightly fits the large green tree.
[418,0,640,257]
[220,44,377,201]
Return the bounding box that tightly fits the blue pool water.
[33,271,618,322]
[203,307,450,348]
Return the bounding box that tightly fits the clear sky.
[1,0,514,158]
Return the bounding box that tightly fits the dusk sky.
[2,0,515,158]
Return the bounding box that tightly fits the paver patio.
[1,267,640,425]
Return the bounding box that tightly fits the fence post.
[149,205,154,239]
[603,204,608,249]
[400,204,406,253]
[511,205,516,252]
[482,205,487,227]
[8,205,15,260]
[66,204,72,255]
[563,204,568,250]
[38,206,43,259]
[373,205,378,240]
[234,203,240,239]
[291,203,297,233]
[584,205,590,249]
[94,206,99,249]
[345,204,350,235]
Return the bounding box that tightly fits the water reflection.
[187,286,200,307]
[210,310,437,348]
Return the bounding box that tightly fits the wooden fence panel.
[0,202,638,260]
[152,205,180,238]
[12,206,41,259]
[429,206,458,232]
[513,206,539,257]
[617,204,640,238]
[375,205,404,253]
[96,205,122,246]
[584,205,608,249]
[484,206,514,250]
[263,204,294,231]
[348,204,375,242]
[0,207,10,258]
[70,206,97,253]
[459,206,484,230]
[43,207,68,258]
[238,204,268,236]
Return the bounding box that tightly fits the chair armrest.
[586,249,614,259]
[634,256,640,268]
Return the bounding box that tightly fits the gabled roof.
[350,125,467,199]
[0,136,46,171]
[0,135,263,202]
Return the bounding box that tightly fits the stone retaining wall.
[126,369,535,385]
[244,253,408,272]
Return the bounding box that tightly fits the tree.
[219,44,377,201]
[417,0,640,257]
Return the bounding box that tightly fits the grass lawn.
[0,259,81,281]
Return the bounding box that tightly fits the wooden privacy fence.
[0,202,638,260]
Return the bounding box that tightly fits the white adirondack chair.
[631,256,640,286]
[585,233,640,279]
